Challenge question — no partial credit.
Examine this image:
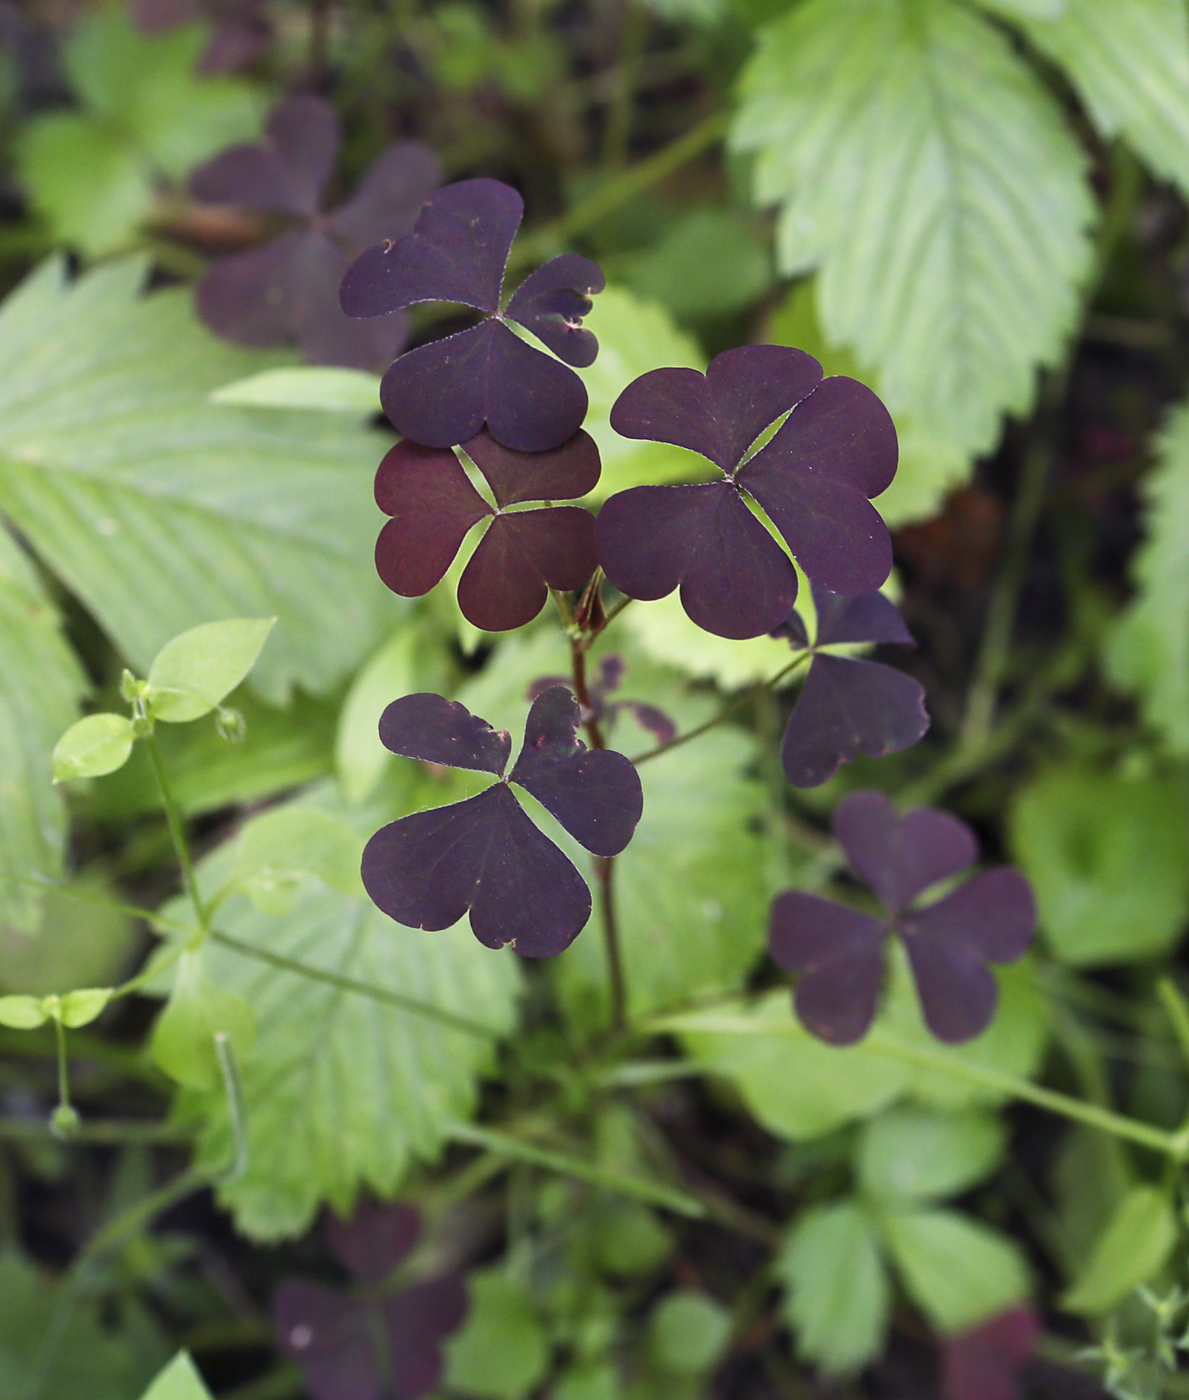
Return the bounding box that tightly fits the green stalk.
[144,729,207,934]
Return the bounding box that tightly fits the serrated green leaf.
[856,1106,1004,1203]
[1017,0,1189,194]
[151,950,256,1092]
[443,1270,550,1400]
[575,286,706,499]
[148,618,275,722]
[234,806,365,912]
[1061,1186,1177,1315]
[1011,766,1189,965]
[1107,402,1189,751]
[733,0,1095,460]
[211,367,383,415]
[0,994,50,1029]
[0,258,392,703]
[777,1201,890,1374]
[881,1208,1030,1334]
[622,591,791,687]
[0,531,88,929]
[139,1352,214,1400]
[52,713,135,781]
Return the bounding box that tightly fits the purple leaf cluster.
[362,688,643,955]
[527,655,676,746]
[769,790,1035,1045]
[776,585,929,788]
[340,178,604,450]
[131,0,270,71]
[273,1199,466,1400]
[594,345,897,639]
[374,429,599,632]
[191,96,441,368]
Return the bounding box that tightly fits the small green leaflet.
[138,1352,215,1400]
[53,713,135,781]
[0,531,87,929]
[151,950,255,1092]
[649,1292,732,1374]
[0,258,391,703]
[147,618,275,722]
[732,0,1094,463]
[1062,1185,1177,1315]
[16,8,262,255]
[443,1270,550,1400]
[855,1106,1004,1203]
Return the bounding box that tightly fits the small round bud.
[50,1104,81,1140]
[216,707,246,742]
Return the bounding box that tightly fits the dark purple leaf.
[378,317,589,452]
[780,655,929,788]
[594,482,798,639]
[609,345,822,473]
[900,870,1035,1042]
[378,693,510,774]
[768,891,886,1045]
[362,783,593,956]
[832,789,976,914]
[462,429,601,507]
[620,702,676,745]
[504,254,606,367]
[942,1308,1040,1400]
[326,1200,421,1286]
[131,0,269,72]
[596,654,625,694]
[327,143,446,250]
[190,95,337,217]
[456,507,597,632]
[382,1278,468,1398]
[274,1280,382,1400]
[812,587,914,647]
[508,686,643,856]
[339,179,524,316]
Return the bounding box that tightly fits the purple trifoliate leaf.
[942,1309,1040,1400]
[462,428,600,506]
[780,654,929,788]
[190,95,337,217]
[504,253,605,367]
[456,507,597,632]
[768,891,886,1045]
[274,1280,380,1400]
[811,586,914,647]
[327,143,447,251]
[378,694,510,774]
[832,789,976,914]
[509,687,643,857]
[326,1200,421,1286]
[381,1278,468,1397]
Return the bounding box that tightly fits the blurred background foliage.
[7,0,1189,1397]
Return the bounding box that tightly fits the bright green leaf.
[977,0,1065,15]
[856,1106,1004,1203]
[881,1208,1030,1334]
[139,1352,214,1400]
[52,713,135,782]
[151,950,256,1092]
[590,1199,674,1277]
[234,806,365,912]
[147,618,275,722]
[1061,1186,1177,1315]
[1018,0,1189,195]
[1,874,136,996]
[777,1200,890,1374]
[623,208,772,320]
[211,367,382,415]
[444,1270,550,1400]
[0,994,50,1029]
[622,591,791,688]
[576,286,706,499]
[648,1291,732,1374]
[0,258,391,702]
[733,0,1095,461]
[1010,766,1189,964]
[58,987,114,1028]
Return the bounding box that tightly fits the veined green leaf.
[234,806,365,912]
[733,0,1095,460]
[0,258,392,703]
[1017,0,1189,195]
[151,950,256,1092]
[211,367,382,415]
[856,1106,1004,1203]
[53,713,135,781]
[148,617,275,722]
[1061,1185,1177,1315]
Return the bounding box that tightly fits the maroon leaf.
[832,789,976,914]
[456,507,597,632]
[509,687,643,856]
[768,891,886,1044]
[462,429,600,506]
[326,1200,421,1286]
[378,693,510,774]
[942,1308,1040,1400]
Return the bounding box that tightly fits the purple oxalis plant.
[775,584,929,788]
[769,790,1035,1045]
[273,1199,466,1400]
[361,688,643,955]
[528,655,677,747]
[340,178,604,451]
[191,95,441,369]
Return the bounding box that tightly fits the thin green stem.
[52,1016,70,1114]
[144,729,207,933]
[1158,978,1189,1071]
[209,930,502,1038]
[0,1117,191,1145]
[601,1,648,170]
[631,651,811,765]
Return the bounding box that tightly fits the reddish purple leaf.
[942,1308,1040,1400]
[833,789,976,914]
[378,693,510,774]
[327,1200,420,1286]
[190,95,337,216]
[462,429,600,506]
[768,891,886,1044]
[621,702,676,745]
[509,687,643,856]
[340,180,602,450]
[781,655,929,788]
[456,507,598,632]
[525,658,675,745]
[595,482,798,639]
[609,345,822,472]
